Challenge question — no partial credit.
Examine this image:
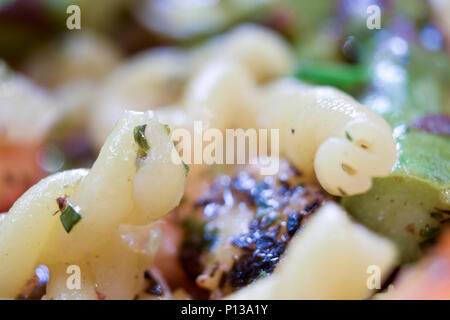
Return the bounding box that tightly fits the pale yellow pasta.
[83,228,152,300]
[42,111,182,261]
[45,262,97,300]
[228,203,398,300]
[191,23,294,82]
[46,224,159,300]
[24,31,120,88]
[0,169,87,297]
[0,73,61,144]
[258,78,397,196]
[0,110,185,299]
[183,58,258,130]
[153,105,191,131]
[159,24,293,131]
[132,117,186,223]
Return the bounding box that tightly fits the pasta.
[0,111,186,299]
[183,58,258,130]
[257,78,397,196]
[24,31,120,89]
[227,203,398,299]
[178,68,397,196]
[0,72,61,144]
[190,23,294,82]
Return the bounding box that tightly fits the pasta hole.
[341,163,357,175]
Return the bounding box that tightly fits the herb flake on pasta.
[345,131,353,142]
[134,124,150,151]
[60,204,82,233]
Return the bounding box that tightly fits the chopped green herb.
[136,149,148,168]
[134,125,150,169]
[163,124,171,135]
[345,131,353,142]
[182,161,190,175]
[134,125,150,151]
[60,204,82,233]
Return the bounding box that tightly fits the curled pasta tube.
[259,78,397,196]
[0,110,185,298]
[314,119,397,196]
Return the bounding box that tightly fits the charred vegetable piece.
[179,161,331,297]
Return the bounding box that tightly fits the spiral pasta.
[257,78,397,196]
[0,110,186,299]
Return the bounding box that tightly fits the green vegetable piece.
[134,125,150,151]
[342,130,450,263]
[183,161,190,175]
[60,204,82,233]
[394,131,450,186]
[345,131,353,142]
[294,61,369,91]
[361,46,450,128]
[163,124,171,135]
